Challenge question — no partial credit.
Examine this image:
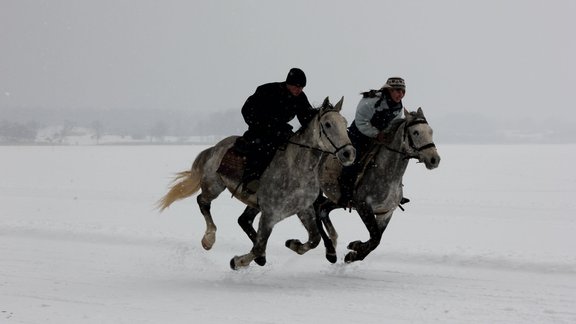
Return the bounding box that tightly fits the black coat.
[241,82,316,141]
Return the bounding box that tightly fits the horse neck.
[373,120,410,180]
[389,120,407,150]
[291,117,320,148]
[281,118,323,168]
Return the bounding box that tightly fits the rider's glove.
[376,131,387,143]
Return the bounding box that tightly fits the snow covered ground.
[1,144,575,323]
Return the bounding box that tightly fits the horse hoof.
[285,239,303,253]
[344,251,356,263]
[347,240,362,250]
[285,239,299,248]
[326,253,337,264]
[254,256,267,266]
[230,258,238,270]
[201,233,216,250]
[201,240,212,250]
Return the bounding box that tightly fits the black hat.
[286,68,306,87]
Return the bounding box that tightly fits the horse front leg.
[322,215,339,249]
[237,206,260,243]
[230,214,275,270]
[316,213,336,263]
[285,207,321,256]
[345,202,386,263]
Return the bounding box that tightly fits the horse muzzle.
[419,147,441,170]
[335,144,356,166]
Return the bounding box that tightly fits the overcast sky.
[1,0,575,124]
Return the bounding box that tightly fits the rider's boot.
[241,153,266,195]
[244,178,260,195]
[337,164,358,208]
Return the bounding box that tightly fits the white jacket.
[353,95,403,138]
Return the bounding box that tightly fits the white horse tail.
[156,147,213,211]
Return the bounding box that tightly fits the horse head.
[402,107,441,170]
[317,97,356,166]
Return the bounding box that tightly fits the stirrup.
[337,198,354,212]
[243,179,260,195]
[398,197,410,211]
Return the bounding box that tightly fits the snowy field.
[1,144,575,324]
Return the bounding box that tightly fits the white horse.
[315,107,441,262]
[157,97,356,269]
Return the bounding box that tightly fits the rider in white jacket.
[339,77,406,207]
[353,91,404,139]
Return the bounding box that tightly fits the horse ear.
[417,107,423,116]
[322,97,330,109]
[403,108,410,117]
[333,96,344,112]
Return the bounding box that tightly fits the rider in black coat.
[236,68,317,194]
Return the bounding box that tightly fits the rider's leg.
[241,139,278,194]
[338,163,359,207]
[337,132,370,207]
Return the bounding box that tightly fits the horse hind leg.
[285,207,321,256]
[197,194,218,250]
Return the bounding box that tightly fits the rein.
[287,109,354,155]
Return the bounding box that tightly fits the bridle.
[382,118,436,160]
[405,118,436,152]
[287,108,354,156]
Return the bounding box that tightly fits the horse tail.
[156,147,212,211]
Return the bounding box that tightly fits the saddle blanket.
[216,147,245,181]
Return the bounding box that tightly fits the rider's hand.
[376,131,387,143]
[277,127,294,140]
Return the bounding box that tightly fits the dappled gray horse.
[157,97,355,269]
[316,108,440,262]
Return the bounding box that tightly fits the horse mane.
[379,116,406,138]
[380,110,427,138]
[294,106,325,134]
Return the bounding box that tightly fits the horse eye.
[413,130,419,136]
[324,122,332,128]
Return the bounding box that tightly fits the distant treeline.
[2,107,576,144]
[2,107,247,140]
